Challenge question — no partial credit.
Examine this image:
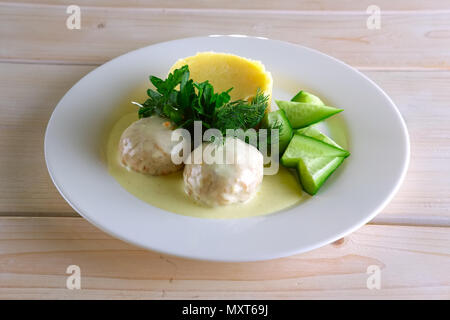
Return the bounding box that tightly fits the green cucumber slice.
[261,110,293,154]
[291,90,325,106]
[297,156,345,195]
[276,100,343,129]
[296,126,341,148]
[280,134,349,168]
[294,127,347,194]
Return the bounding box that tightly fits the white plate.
[45,36,409,262]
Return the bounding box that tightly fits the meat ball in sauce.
[183,138,264,207]
[119,116,183,175]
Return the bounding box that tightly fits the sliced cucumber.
[297,156,345,195]
[291,90,324,106]
[276,100,343,129]
[281,91,348,195]
[296,126,341,148]
[292,128,347,195]
[280,134,349,168]
[261,110,293,154]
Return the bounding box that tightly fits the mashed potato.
[170,52,273,108]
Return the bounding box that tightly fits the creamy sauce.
[107,113,305,219]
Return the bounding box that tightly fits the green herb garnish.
[137,65,268,134]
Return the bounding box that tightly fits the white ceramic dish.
[45,36,409,262]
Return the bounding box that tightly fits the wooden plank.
[0,217,448,299]
[0,63,94,214]
[1,4,450,69]
[6,0,450,11]
[1,63,449,225]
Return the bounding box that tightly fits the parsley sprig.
[137,65,268,134]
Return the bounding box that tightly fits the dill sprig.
[213,90,268,133]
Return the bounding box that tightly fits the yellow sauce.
[106,113,305,219]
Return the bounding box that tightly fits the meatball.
[183,138,264,206]
[119,116,183,175]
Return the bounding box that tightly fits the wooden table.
[0,0,449,299]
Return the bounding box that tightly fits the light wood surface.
[1,3,450,69]
[0,1,449,299]
[0,218,449,299]
[9,0,450,10]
